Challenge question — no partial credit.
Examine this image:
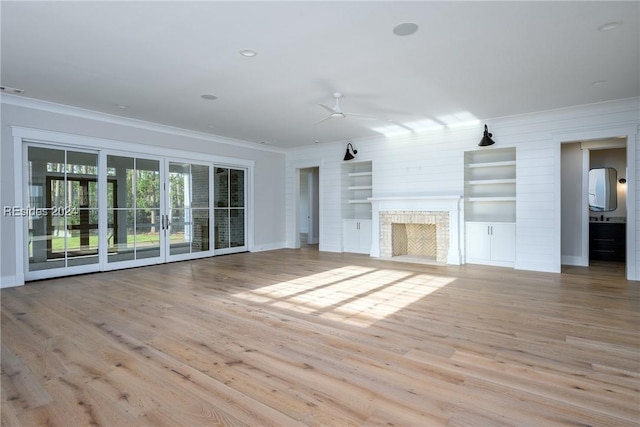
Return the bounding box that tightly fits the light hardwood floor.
[1,249,638,426]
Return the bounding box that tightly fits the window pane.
[107,208,135,263]
[136,160,160,210]
[230,209,245,247]
[214,168,229,208]
[136,209,160,259]
[169,208,189,255]
[192,209,210,252]
[192,164,209,208]
[230,169,244,208]
[107,156,134,208]
[215,209,229,249]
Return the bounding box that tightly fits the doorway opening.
[560,137,627,276]
[298,167,319,250]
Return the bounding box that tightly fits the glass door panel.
[106,155,161,264]
[214,167,246,253]
[27,147,99,272]
[168,162,211,257]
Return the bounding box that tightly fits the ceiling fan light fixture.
[478,124,496,146]
[239,48,257,57]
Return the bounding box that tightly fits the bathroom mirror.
[588,167,617,212]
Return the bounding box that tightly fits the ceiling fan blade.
[346,112,378,120]
[312,115,332,125]
[319,104,335,114]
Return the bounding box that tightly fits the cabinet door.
[358,220,372,254]
[343,220,372,254]
[490,223,516,262]
[466,222,492,262]
[343,220,360,253]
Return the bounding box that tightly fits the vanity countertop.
[589,217,626,223]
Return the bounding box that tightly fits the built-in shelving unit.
[464,147,516,267]
[342,160,373,254]
[342,161,373,220]
[464,148,516,223]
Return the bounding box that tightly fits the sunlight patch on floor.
[234,266,455,327]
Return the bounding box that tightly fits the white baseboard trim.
[250,242,287,252]
[514,260,561,273]
[0,275,24,288]
[561,255,588,266]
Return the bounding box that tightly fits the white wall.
[286,98,640,279]
[0,97,287,287]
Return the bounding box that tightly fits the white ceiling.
[2,1,638,149]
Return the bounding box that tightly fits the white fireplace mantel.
[368,195,463,264]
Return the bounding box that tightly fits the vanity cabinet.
[343,219,372,254]
[589,222,625,262]
[466,222,515,267]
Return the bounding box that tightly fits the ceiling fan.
[313,92,377,125]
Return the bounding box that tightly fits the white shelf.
[467,178,516,185]
[464,147,516,224]
[468,160,516,168]
[467,196,516,202]
[343,160,373,221]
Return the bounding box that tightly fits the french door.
[27,146,100,274]
[166,161,213,261]
[214,166,247,254]
[25,144,247,280]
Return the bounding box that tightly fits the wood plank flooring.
[2,249,639,426]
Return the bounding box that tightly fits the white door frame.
[12,126,254,285]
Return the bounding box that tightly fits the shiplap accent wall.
[287,98,640,279]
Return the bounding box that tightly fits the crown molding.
[1,94,286,154]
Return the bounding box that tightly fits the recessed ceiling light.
[0,85,24,94]
[598,22,621,31]
[239,48,257,57]
[591,80,606,86]
[208,125,215,129]
[393,22,419,36]
[201,94,218,100]
[116,104,128,109]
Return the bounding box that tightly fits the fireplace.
[380,211,449,263]
[369,196,462,265]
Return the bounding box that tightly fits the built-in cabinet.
[466,222,516,267]
[464,148,516,267]
[343,219,372,254]
[342,160,373,254]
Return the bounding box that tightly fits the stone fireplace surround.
[369,196,462,265]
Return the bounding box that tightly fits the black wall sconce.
[619,178,627,184]
[343,142,358,161]
[478,124,496,147]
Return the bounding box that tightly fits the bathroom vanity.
[589,220,626,262]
